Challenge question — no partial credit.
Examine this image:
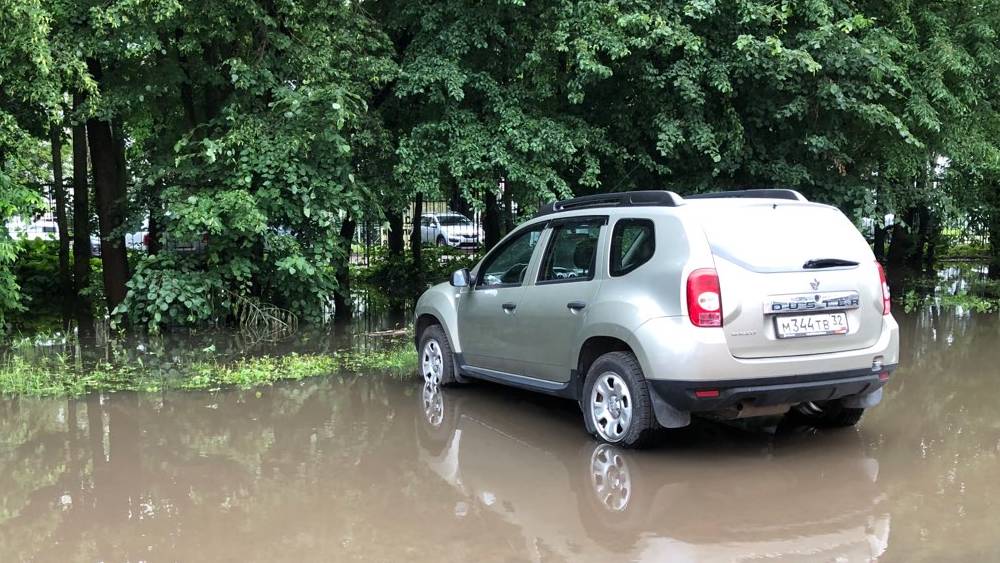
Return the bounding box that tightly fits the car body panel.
[632,313,899,382]
[516,279,603,382]
[415,282,463,352]
[457,226,548,373]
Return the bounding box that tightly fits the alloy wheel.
[591,372,633,442]
[421,338,444,385]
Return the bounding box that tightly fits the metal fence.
[939,214,991,248]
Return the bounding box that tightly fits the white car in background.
[7,219,58,241]
[420,212,482,249]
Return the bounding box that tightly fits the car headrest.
[573,238,596,270]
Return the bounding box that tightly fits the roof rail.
[685,188,808,202]
[535,190,683,217]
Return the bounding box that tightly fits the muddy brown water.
[0,310,998,562]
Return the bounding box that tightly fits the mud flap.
[647,384,691,429]
[841,387,883,409]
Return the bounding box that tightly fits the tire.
[418,324,460,386]
[788,400,865,427]
[436,235,447,246]
[581,352,657,448]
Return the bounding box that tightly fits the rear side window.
[610,219,655,277]
[538,220,602,283]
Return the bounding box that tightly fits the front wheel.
[788,400,865,427]
[582,352,657,448]
[418,324,459,386]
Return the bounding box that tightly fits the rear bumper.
[632,314,899,382]
[648,365,896,412]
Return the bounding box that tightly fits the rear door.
[514,217,605,382]
[697,203,884,359]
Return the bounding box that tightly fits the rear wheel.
[789,400,865,427]
[582,352,657,448]
[418,325,459,386]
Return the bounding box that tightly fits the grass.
[902,290,1000,313]
[938,242,991,261]
[0,339,419,398]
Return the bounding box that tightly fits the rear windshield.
[697,203,872,272]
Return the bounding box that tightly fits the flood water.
[1,309,998,562]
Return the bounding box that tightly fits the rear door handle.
[567,301,587,311]
[502,302,517,312]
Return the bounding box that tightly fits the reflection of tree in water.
[866,309,1000,560]
[0,377,526,561]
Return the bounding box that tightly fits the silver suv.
[414,190,899,447]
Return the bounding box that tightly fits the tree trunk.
[387,210,404,256]
[501,179,513,236]
[410,192,423,272]
[50,124,71,328]
[887,208,918,271]
[87,114,130,313]
[334,218,357,322]
[72,92,94,336]
[922,209,939,272]
[990,212,1000,280]
[873,223,886,262]
[147,211,161,255]
[915,206,932,267]
[483,189,502,250]
[449,184,471,218]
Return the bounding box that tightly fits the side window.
[477,226,544,287]
[420,217,431,227]
[610,219,655,277]
[538,220,602,283]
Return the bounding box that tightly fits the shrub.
[354,244,482,300]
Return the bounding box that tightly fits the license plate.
[774,313,849,339]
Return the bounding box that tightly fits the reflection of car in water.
[417,383,890,561]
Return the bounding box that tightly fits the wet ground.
[0,308,998,562]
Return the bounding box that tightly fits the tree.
[0,0,59,323]
[94,0,397,328]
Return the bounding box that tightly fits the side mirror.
[450,268,472,288]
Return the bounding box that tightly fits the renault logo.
[810,278,820,290]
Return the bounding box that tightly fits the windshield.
[437,214,472,226]
[698,204,872,272]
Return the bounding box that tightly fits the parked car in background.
[415,189,899,448]
[125,221,150,251]
[420,212,482,249]
[7,219,58,241]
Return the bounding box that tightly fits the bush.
[937,241,991,260]
[354,245,482,300]
[8,240,103,330]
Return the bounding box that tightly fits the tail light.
[143,234,150,248]
[876,262,890,315]
[687,268,723,327]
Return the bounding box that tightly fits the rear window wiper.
[803,258,859,269]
